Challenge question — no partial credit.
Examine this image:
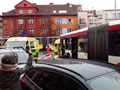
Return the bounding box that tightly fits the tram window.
[115,31,120,56]
[116,31,120,39]
[65,39,71,50]
[78,42,87,52]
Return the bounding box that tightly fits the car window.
[33,71,59,90]
[60,76,85,90]
[27,70,36,79]
[30,41,34,48]
[88,72,120,90]
[31,69,87,90]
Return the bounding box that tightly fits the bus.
[60,20,120,66]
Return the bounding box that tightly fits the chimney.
[50,3,53,6]
[66,3,70,5]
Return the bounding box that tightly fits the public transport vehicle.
[36,37,59,50]
[0,38,7,46]
[49,39,60,54]
[60,20,120,66]
[5,37,41,61]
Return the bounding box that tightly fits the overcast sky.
[0,0,120,15]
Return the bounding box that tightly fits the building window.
[67,19,73,24]
[42,18,46,24]
[19,10,23,14]
[24,4,27,6]
[105,13,108,19]
[97,15,102,19]
[56,19,62,24]
[67,28,73,33]
[28,9,32,14]
[56,28,62,34]
[19,29,24,34]
[4,20,7,24]
[5,29,8,34]
[90,19,93,24]
[29,19,34,24]
[18,19,24,24]
[29,29,34,34]
[42,28,46,34]
[116,13,120,18]
[80,18,85,24]
[56,18,73,24]
[98,22,102,25]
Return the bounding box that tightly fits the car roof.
[7,37,36,41]
[33,60,117,80]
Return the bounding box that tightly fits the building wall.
[78,9,120,29]
[0,17,2,38]
[2,0,78,38]
[51,15,78,35]
[105,10,120,23]
[2,16,52,38]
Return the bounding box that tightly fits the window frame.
[42,28,47,34]
[28,9,32,14]
[19,10,23,14]
[42,18,46,24]
[29,19,34,24]
[18,19,24,24]
[67,18,73,24]
[29,29,35,35]
[56,28,62,34]
[19,29,24,34]
[27,66,88,90]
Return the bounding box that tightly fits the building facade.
[2,0,79,38]
[0,16,2,38]
[78,9,120,29]
[105,9,120,23]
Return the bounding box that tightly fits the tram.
[60,20,120,66]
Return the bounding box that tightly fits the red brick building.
[2,0,81,38]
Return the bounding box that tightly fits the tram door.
[72,37,78,59]
[42,38,47,50]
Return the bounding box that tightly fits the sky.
[0,0,120,15]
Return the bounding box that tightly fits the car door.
[59,75,87,90]
[22,70,43,90]
[32,69,60,90]
[32,68,88,90]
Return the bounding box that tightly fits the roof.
[34,60,117,80]
[3,3,77,16]
[60,27,88,39]
[7,37,36,41]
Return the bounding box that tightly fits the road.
[38,51,62,61]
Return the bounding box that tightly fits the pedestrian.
[0,50,33,90]
[46,44,51,56]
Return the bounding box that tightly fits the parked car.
[20,60,120,90]
[0,47,28,64]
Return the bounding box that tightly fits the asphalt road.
[38,51,61,61]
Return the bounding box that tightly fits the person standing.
[0,50,33,90]
[46,44,51,56]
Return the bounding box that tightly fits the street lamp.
[115,0,117,19]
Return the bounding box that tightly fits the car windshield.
[5,41,26,48]
[87,72,120,90]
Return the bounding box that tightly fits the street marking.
[44,55,52,59]
[38,55,46,59]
